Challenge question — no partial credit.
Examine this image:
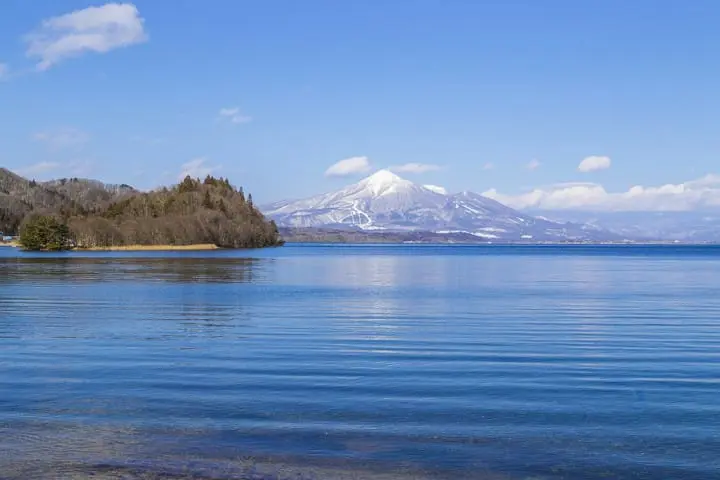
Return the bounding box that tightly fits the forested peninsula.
[0,168,283,251]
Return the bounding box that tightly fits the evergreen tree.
[178,175,197,193]
[202,190,213,209]
[19,215,71,251]
[4,171,283,250]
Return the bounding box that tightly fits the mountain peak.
[358,169,410,196]
[262,170,619,241]
[362,169,404,185]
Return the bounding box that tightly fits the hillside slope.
[263,170,619,241]
[0,168,73,234]
[69,176,282,248]
[2,169,283,249]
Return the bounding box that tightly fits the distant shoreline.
[75,244,221,252]
[4,241,719,252]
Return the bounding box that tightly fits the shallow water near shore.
[1,244,719,479]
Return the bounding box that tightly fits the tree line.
[16,175,283,250]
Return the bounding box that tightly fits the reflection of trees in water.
[0,257,265,284]
[127,258,261,284]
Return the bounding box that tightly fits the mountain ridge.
[1,169,283,250]
[531,209,720,242]
[0,168,136,234]
[263,170,620,241]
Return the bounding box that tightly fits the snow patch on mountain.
[423,184,448,195]
[263,171,620,241]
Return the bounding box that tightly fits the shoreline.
[75,244,220,252]
[1,454,457,480]
[5,241,720,251]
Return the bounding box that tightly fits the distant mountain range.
[533,210,720,242]
[262,170,620,242]
[7,165,720,243]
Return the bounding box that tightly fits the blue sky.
[2,1,720,210]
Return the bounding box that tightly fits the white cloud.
[14,162,62,177]
[33,128,89,150]
[483,174,720,211]
[389,163,441,174]
[578,155,611,173]
[179,157,221,180]
[325,156,372,177]
[218,106,252,124]
[526,159,541,171]
[0,63,8,79]
[482,162,494,170]
[24,3,147,70]
[219,107,238,116]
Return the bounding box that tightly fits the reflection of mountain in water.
[0,257,264,285]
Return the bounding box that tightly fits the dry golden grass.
[76,244,220,251]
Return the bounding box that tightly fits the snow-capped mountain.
[263,170,619,241]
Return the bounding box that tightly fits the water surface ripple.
[0,245,719,479]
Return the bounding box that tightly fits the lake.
[0,245,718,479]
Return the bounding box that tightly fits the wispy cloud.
[483,174,720,212]
[482,162,494,171]
[129,135,166,145]
[389,163,441,174]
[66,159,94,177]
[578,155,612,173]
[526,159,541,171]
[179,157,221,180]
[33,127,89,150]
[218,107,252,124]
[325,156,372,177]
[0,63,8,80]
[24,2,147,71]
[12,159,94,179]
[13,161,61,177]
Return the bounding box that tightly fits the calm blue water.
[1,245,719,479]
